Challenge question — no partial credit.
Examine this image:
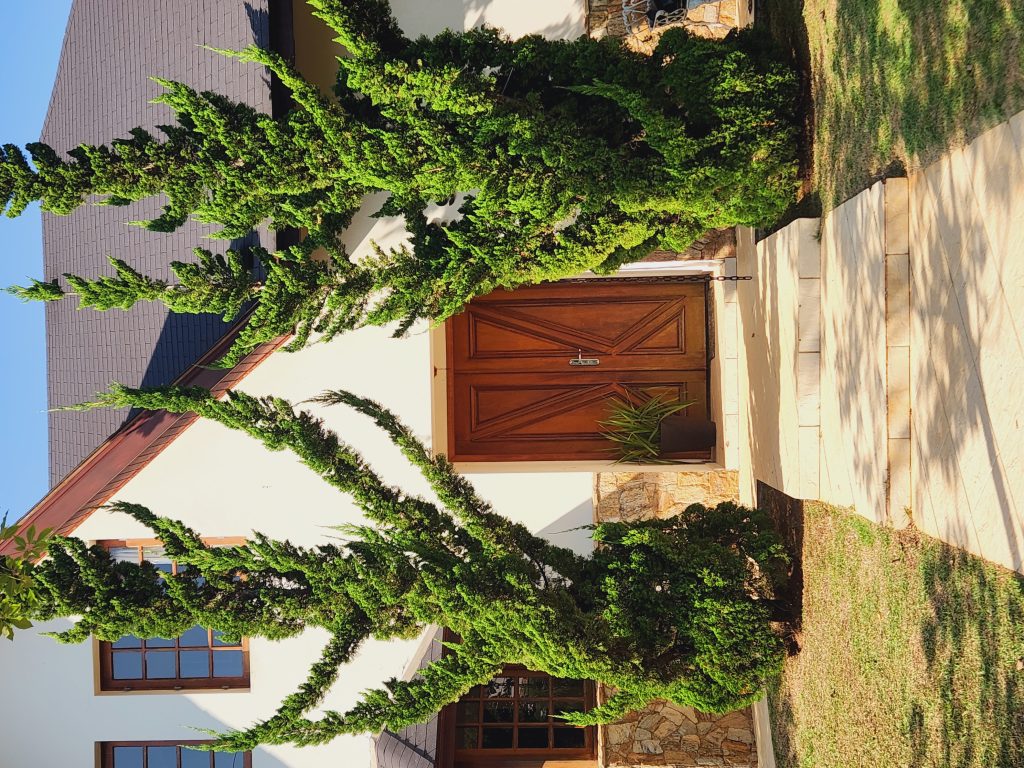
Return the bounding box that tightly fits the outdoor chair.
[622,0,733,38]
[621,0,686,35]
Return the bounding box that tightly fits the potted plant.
[599,394,694,464]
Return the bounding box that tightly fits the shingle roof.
[373,628,443,768]
[41,0,275,485]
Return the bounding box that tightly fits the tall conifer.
[17,383,789,750]
[4,0,797,363]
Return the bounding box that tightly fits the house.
[0,1,763,767]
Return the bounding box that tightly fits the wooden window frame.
[95,538,250,693]
[97,740,252,768]
[438,663,598,768]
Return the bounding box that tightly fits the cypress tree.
[4,0,798,363]
[15,383,789,751]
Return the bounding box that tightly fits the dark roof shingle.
[42,0,275,484]
[373,628,443,768]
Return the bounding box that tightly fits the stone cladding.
[594,471,741,521]
[603,703,757,767]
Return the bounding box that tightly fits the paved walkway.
[737,110,1024,574]
[910,112,1024,572]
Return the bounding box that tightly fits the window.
[98,741,251,768]
[97,540,249,692]
[447,666,596,766]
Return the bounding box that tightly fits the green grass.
[760,0,1024,210]
[768,503,1024,768]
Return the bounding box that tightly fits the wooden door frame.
[430,274,726,473]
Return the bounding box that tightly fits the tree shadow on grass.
[909,539,1024,767]
[756,481,805,640]
[756,482,805,767]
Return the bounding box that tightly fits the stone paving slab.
[737,218,822,503]
[817,183,890,522]
[909,114,1024,572]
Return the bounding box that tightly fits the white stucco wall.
[390,0,586,40]
[0,300,593,768]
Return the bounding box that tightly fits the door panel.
[447,281,709,462]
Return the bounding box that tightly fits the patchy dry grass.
[768,503,1024,768]
[759,0,1024,210]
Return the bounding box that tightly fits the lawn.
[758,0,1024,211]
[766,501,1024,768]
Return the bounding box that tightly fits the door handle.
[569,349,600,367]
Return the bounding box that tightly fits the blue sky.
[0,2,74,523]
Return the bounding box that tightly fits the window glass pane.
[553,727,586,748]
[147,746,177,768]
[142,548,173,577]
[145,636,176,648]
[211,630,236,647]
[214,753,246,768]
[518,701,549,723]
[181,650,211,678]
[177,564,208,587]
[481,728,514,749]
[485,677,514,699]
[145,651,177,679]
[108,547,139,564]
[551,678,585,697]
[141,545,170,563]
[181,749,210,768]
[112,651,143,680]
[451,672,592,755]
[180,626,210,647]
[482,701,514,723]
[112,635,142,649]
[213,650,244,678]
[517,728,549,748]
[518,676,549,698]
[553,700,585,717]
[112,746,144,768]
[456,700,479,724]
[456,727,478,749]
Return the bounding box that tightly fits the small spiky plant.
[599,394,693,463]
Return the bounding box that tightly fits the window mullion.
[514,677,521,749]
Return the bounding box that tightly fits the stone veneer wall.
[604,703,757,767]
[588,0,629,39]
[594,470,741,521]
[643,229,737,263]
[593,470,757,767]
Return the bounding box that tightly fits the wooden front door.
[446,279,710,462]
